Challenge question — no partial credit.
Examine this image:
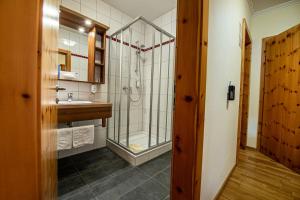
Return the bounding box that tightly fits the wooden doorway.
[237,19,252,153]
[257,24,300,173]
[171,0,208,199]
[0,0,59,199]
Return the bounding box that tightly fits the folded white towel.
[57,128,73,150]
[72,125,94,148]
[60,71,79,80]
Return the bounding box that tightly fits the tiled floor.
[58,148,171,200]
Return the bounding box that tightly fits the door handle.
[56,85,66,92]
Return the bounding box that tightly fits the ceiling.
[251,0,292,12]
[102,0,176,21]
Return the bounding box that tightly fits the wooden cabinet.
[60,6,109,84]
[88,25,107,84]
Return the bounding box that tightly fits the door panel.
[0,0,59,199]
[260,24,300,173]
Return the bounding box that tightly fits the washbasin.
[58,100,93,105]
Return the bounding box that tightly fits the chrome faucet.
[68,93,73,102]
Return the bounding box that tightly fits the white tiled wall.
[58,0,177,156]
[142,9,177,143]
[58,0,135,157]
[108,8,177,146]
[108,21,146,143]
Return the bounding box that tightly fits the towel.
[72,125,94,148]
[129,144,144,153]
[60,71,79,80]
[57,128,73,150]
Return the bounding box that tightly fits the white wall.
[247,0,300,148]
[200,0,251,199]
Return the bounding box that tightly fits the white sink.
[58,100,93,105]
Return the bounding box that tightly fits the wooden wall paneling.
[0,1,41,199]
[0,0,58,199]
[294,24,300,173]
[261,38,272,156]
[39,0,59,198]
[272,36,280,161]
[281,30,291,166]
[259,24,300,173]
[278,33,286,164]
[171,0,208,199]
[257,38,268,151]
[290,25,300,172]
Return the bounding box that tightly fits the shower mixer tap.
[122,86,132,93]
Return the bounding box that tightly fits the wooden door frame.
[0,0,58,199]
[236,19,252,160]
[171,0,209,199]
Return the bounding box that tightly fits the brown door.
[0,0,59,199]
[258,24,300,173]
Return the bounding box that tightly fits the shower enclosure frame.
[107,16,176,155]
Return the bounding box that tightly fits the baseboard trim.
[213,164,237,200]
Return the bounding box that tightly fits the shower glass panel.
[107,17,175,155]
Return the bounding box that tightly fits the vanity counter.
[57,102,112,126]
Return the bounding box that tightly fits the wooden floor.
[218,149,300,200]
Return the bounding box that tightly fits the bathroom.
[56,0,177,199]
[4,0,300,199]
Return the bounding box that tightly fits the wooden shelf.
[58,78,101,84]
[88,25,107,84]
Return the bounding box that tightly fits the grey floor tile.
[58,165,79,181]
[58,157,74,168]
[163,196,170,200]
[58,148,172,200]
[73,150,123,173]
[70,148,108,163]
[162,166,171,177]
[80,159,130,184]
[58,175,86,196]
[153,171,170,189]
[58,185,96,200]
[137,154,171,177]
[91,168,150,199]
[119,178,169,200]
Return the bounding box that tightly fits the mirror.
[58,25,88,82]
[58,6,109,83]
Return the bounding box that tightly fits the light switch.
[91,84,97,94]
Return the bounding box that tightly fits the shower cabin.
[107,16,176,165]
